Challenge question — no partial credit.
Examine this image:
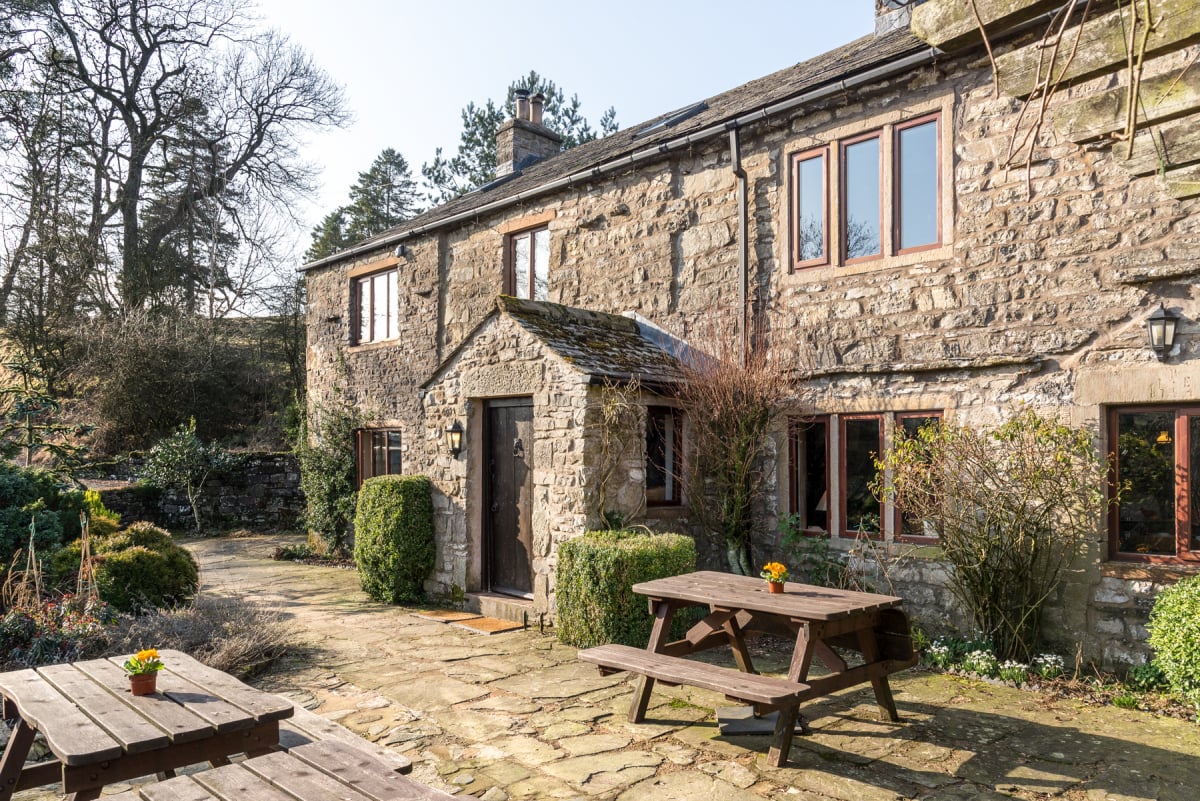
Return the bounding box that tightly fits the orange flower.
[760,562,789,583]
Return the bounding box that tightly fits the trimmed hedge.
[555,529,696,648]
[354,475,435,604]
[50,522,199,612]
[1148,575,1200,709]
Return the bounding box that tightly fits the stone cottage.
[302,0,1200,668]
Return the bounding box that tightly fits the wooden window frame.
[1107,405,1200,564]
[646,405,683,507]
[892,410,944,544]
[789,147,830,270]
[350,268,398,345]
[506,225,550,301]
[788,416,831,536]
[839,131,884,265]
[839,413,884,539]
[893,112,943,256]
[355,428,403,488]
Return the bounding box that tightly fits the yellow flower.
[136,648,159,662]
[760,561,789,582]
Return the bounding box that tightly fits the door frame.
[482,396,535,597]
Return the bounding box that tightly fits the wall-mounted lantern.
[1146,304,1180,361]
[445,421,464,457]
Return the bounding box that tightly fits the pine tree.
[421,71,618,204]
[306,148,421,261]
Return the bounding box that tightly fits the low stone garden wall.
[82,452,303,532]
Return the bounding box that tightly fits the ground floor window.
[356,429,402,486]
[646,406,682,506]
[1109,406,1200,561]
[789,410,943,540]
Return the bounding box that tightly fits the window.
[894,412,943,542]
[1109,406,1200,561]
[791,149,828,266]
[646,406,682,506]
[352,269,398,344]
[509,226,549,301]
[789,112,942,270]
[789,417,829,533]
[842,134,882,261]
[895,115,941,252]
[842,415,883,537]
[356,429,402,486]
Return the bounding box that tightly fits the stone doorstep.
[413,609,483,623]
[466,592,540,626]
[450,617,526,635]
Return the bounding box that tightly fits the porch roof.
[422,297,691,390]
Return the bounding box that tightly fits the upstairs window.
[842,134,882,261]
[509,226,549,301]
[1109,406,1200,562]
[646,406,682,506]
[353,269,398,344]
[789,112,943,270]
[791,149,828,267]
[356,429,402,487]
[895,115,941,252]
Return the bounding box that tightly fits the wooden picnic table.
[579,570,917,766]
[0,649,293,801]
[102,741,473,801]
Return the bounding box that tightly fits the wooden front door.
[485,399,535,597]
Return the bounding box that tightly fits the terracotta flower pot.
[767,581,784,594]
[129,673,157,696]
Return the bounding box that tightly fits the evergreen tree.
[421,71,618,204]
[306,148,421,261]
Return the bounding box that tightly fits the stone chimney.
[495,90,563,177]
[874,0,926,36]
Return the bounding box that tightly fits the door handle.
[513,438,524,458]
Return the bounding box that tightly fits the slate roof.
[303,28,931,270]
[424,297,691,389]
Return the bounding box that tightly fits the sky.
[251,0,878,249]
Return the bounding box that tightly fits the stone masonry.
[304,19,1200,668]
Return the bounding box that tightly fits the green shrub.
[1148,575,1200,709]
[555,529,696,648]
[295,399,362,556]
[100,521,175,553]
[94,544,199,613]
[354,475,434,604]
[0,462,90,568]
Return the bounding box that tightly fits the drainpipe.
[729,126,748,365]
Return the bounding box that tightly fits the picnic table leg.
[766,705,798,767]
[627,599,677,723]
[857,625,900,721]
[0,717,36,801]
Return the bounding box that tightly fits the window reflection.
[795,153,826,263]
[897,119,938,250]
[791,419,829,531]
[1116,412,1176,555]
[843,137,881,260]
[843,417,882,534]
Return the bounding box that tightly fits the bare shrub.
[676,337,789,575]
[105,593,293,677]
[876,408,1111,662]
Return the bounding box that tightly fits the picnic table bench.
[578,570,917,766]
[102,740,473,801]
[278,704,412,775]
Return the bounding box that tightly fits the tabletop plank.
[633,571,904,621]
[124,662,257,734]
[156,650,293,723]
[37,663,171,754]
[285,741,460,800]
[0,668,122,765]
[73,659,214,744]
[193,762,299,801]
[242,749,378,801]
[138,779,221,801]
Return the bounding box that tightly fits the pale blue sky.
[253,0,878,238]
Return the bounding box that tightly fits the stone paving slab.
[20,532,1192,801]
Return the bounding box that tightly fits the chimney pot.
[530,92,546,126]
[514,89,531,121]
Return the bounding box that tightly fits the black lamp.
[446,421,464,457]
[1146,304,1180,361]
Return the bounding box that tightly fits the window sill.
[788,242,954,280]
[347,338,400,353]
[1099,560,1200,581]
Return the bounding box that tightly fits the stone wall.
[304,32,1200,666]
[88,453,303,532]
